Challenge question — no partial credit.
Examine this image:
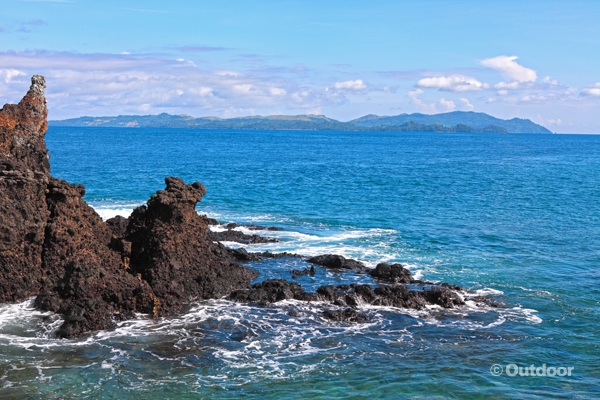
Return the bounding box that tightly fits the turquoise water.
[1,128,599,398]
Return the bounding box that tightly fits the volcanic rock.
[229,279,465,311]
[307,254,368,273]
[208,228,279,244]
[368,262,412,283]
[106,215,129,238]
[0,76,258,337]
[126,177,258,315]
[0,75,50,302]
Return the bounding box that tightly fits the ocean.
[1,127,598,398]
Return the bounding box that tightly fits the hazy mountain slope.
[348,111,552,133]
[49,112,552,133]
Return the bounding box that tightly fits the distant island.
[49,111,552,134]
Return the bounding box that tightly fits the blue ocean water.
[1,127,599,398]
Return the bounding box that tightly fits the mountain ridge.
[49,111,552,134]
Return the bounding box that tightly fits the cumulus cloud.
[0,51,349,118]
[480,55,537,82]
[416,75,488,92]
[332,79,367,90]
[459,98,474,111]
[581,83,600,97]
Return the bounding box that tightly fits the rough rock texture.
[105,215,129,238]
[0,77,257,337]
[126,177,258,315]
[35,179,156,338]
[307,254,368,273]
[0,76,50,303]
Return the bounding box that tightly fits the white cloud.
[480,55,537,82]
[581,82,600,97]
[416,75,488,92]
[494,81,522,90]
[439,98,455,111]
[332,79,367,90]
[519,93,561,103]
[0,68,26,83]
[542,76,559,85]
[459,98,474,111]
[0,51,352,118]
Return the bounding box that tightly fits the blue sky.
[1,0,599,132]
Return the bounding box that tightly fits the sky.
[0,0,599,133]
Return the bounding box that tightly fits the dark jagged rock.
[106,215,129,238]
[0,75,50,173]
[209,242,303,263]
[35,178,156,338]
[307,254,368,273]
[206,217,220,225]
[0,77,258,338]
[292,266,316,279]
[228,279,317,304]
[230,247,263,262]
[208,228,279,244]
[253,251,303,259]
[126,177,258,315]
[224,223,283,231]
[0,163,49,302]
[0,76,50,303]
[369,262,412,283]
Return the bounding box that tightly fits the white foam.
[90,202,143,220]
[474,288,504,296]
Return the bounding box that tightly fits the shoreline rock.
[0,76,258,337]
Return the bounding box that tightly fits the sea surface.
[1,128,599,399]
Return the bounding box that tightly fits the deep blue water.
[1,127,599,398]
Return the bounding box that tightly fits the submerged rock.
[292,265,316,279]
[323,308,368,323]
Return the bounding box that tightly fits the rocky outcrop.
[126,177,258,315]
[0,75,50,303]
[0,76,257,337]
[307,254,368,273]
[228,279,465,313]
[208,227,279,244]
[368,262,412,283]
